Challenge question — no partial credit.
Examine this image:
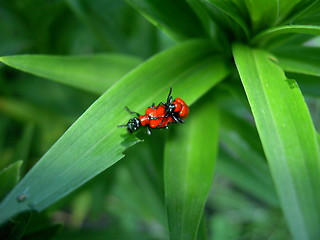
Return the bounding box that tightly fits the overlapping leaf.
[244,0,279,31]
[219,112,278,207]
[233,43,320,239]
[274,46,320,76]
[125,0,207,40]
[251,25,320,46]
[165,97,219,240]
[0,54,142,94]
[0,40,229,225]
[204,0,250,39]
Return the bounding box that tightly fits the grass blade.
[125,0,207,40]
[277,0,319,23]
[251,25,320,46]
[286,73,320,97]
[273,46,320,77]
[0,54,142,94]
[219,112,278,207]
[0,161,23,201]
[0,40,229,225]
[233,43,320,240]
[244,0,279,31]
[204,0,250,39]
[165,97,219,240]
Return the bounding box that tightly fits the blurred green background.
[0,0,295,239]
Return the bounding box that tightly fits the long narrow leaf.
[244,0,279,31]
[286,73,320,97]
[125,0,207,40]
[233,43,320,240]
[278,0,319,24]
[251,25,320,46]
[292,1,320,25]
[204,0,250,39]
[219,112,278,207]
[0,161,22,201]
[273,46,320,77]
[0,54,142,94]
[0,40,229,225]
[165,97,219,240]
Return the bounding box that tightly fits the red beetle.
[118,87,189,135]
[156,87,189,124]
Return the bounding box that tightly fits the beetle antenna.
[167,86,173,104]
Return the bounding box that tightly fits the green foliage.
[233,44,320,239]
[165,98,218,240]
[1,0,320,239]
[0,161,22,200]
[0,54,142,94]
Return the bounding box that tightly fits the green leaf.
[12,123,35,174]
[204,0,250,39]
[251,25,320,46]
[217,150,277,206]
[244,0,279,31]
[111,139,168,229]
[125,0,207,40]
[0,161,29,240]
[186,0,212,35]
[233,43,320,240]
[0,40,229,225]
[0,212,31,240]
[286,72,320,97]
[0,54,142,95]
[197,216,208,240]
[291,0,320,25]
[53,227,153,240]
[277,0,319,24]
[22,223,62,240]
[219,112,278,207]
[273,46,320,77]
[164,97,219,240]
[210,214,240,240]
[0,161,23,201]
[65,0,126,52]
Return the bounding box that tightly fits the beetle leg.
[172,114,184,123]
[156,117,166,128]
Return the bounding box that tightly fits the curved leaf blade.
[0,40,229,225]
[219,112,278,207]
[125,0,207,40]
[0,54,142,94]
[233,43,320,240]
[244,0,279,31]
[164,98,219,240]
[204,0,250,39]
[286,73,320,97]
[273,46,320,77]
[251,25,320,46]
[278,0,319,24]
[0,161,23,201]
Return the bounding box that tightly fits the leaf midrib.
[250,49,307,235]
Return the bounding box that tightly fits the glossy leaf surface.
[233,43,320,240]
[0,40,229,225]
[165,98,219,240]
[0,54,142,94]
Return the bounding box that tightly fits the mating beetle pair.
[118,87,189,135]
